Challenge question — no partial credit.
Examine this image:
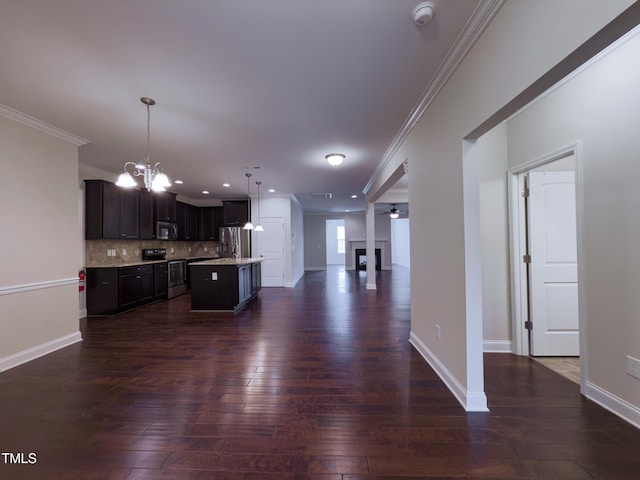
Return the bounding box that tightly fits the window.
[336,225,345,254]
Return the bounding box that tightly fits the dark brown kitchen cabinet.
[222,200,249,226]
[86,267,118,315]
[118,264,153,311]
[139,190,155,240]
[199,206,223,241]
[153,262,168,299]
[154,191,177,222]
[176,201,198,240]
[85,180,139,239]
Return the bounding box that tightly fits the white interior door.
[528,171,579,356]
[258,217,285,287]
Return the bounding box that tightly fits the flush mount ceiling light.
[243,173,254,230]
[325,153,345,166]
[389,204,400,219]
[412,1,435,26]
[116,97,171,192]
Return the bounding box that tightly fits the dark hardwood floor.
[1,266,639,479]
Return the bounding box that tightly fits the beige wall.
[365,0,635,410]
[0,114,82,370]
[304,213,392,270]
[507,27,640,418]
[478,123,511,350]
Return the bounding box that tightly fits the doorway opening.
[509,147,582,377]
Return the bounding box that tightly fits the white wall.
[477,123,512,352]
[363,0,635,411]
[0,114,82,370]
[325,219,345,265]
[507,27,640,420]
[391,218,410,268]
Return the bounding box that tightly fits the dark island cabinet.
[222,200,249,226]
[118,265,153,311]
[154,192,177,222]
[199,206,223,241]
[191,261,261,312]
[85,180,139,239]
[176,201,199,240]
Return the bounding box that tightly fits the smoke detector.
[412,2,435,26]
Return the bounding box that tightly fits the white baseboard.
[0,331,82,372]
[304,267,326,271]
[584,381,640,429]
[483,340,513,353]
[410,331,489,412]
[79,308,87,319]
[285,270,305,288]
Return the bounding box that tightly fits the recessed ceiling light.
[345,209,351,212]
[174,179,184,184]
[222,183,230,187]
[202,190,209,194]
[351,194,357,198]
[268,189,275,193]
[325,153,345,166]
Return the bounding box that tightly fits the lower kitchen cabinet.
[153,262,168,299]
[86,268,119,315]
[86,262,167,316]
[118,265,153,310]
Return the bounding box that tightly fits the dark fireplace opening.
[355,248,381,271]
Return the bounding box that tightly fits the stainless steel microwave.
[156,221,177,240]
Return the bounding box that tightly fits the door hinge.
[525,321,533,330]
[522,187,529,198]
[523,254,531,264]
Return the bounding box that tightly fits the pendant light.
[254,181,264,232]
[243,173,254,230]
[389,204,400,219]
[116,97,171,192]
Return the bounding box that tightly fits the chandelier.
[116,97,171,192]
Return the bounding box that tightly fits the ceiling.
[0,0,482,213]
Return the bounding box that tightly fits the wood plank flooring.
[1,266,639,479]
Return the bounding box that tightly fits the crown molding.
[363,0,506,196]
[0,103,88,146]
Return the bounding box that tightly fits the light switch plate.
[627,355,640,380]
[211,272,218,281]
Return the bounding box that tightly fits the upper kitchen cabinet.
[222,200,249,226]
[85,180,139,240]
[154,191,177,222]
[139,190,154,240]
[199,206,223,241]
[176,201,198,241]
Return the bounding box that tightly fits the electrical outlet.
[211,272,218,280]
[627,355,640,380]
[106,249,111,256]
[435,324,441,341]
[122,248,127,255]
[204,247,208,252]
[188,247,192,252]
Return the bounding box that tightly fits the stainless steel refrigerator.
[219,226,251,258]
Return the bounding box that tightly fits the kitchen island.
[189,257,263,312]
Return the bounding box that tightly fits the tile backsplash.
[85,239,219,266]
